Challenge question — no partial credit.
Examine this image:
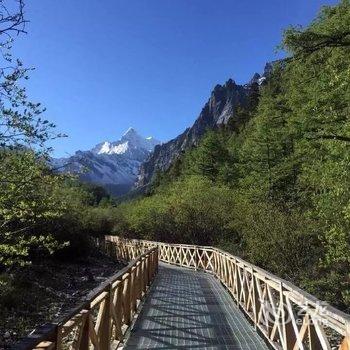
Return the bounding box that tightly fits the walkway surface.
[124,263,270,350]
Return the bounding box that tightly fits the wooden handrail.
[106,235,350,350]
[20,243,158,350]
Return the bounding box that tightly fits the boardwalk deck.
[23,239,350,350]
[124,263,270,350]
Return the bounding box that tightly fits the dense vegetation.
[114,1,350,312]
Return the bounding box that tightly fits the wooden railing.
[106,235,350,350]
[21,244,158,350]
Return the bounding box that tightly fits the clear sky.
[13,0,338,157]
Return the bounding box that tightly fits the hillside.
[113,2,350,312]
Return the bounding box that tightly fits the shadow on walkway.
[123,264,269,350]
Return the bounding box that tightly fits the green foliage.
[0,150,101,266]
[232,198,320,281]
[0,151,65,266]
[281,0,350,308]
[81,183,111,206]
[116,176,237,246]
[183,130,231,182]
[115,1,350,312]
[282,0,350,57]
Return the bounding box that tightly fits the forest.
[113,1,350,312]
[1,0,350,343]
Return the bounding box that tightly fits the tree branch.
[307,134,350,143]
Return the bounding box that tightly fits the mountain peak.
[123,127,138,137]
[121,127,143,142]
[249,73,261,84]
[91,128,160,156]
[54,127,160,196]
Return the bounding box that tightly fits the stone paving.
[124,263,270,349]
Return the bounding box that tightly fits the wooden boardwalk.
[124,264,270,349]
[24,238,350,350]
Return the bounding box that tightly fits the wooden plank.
[99,285,111,350]
[78,311,91,350]
[111,282,123,341]
[122,273,131,325]
[340,323,350,350]
[33,341,55,350]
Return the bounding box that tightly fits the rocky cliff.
[137,74,264,187]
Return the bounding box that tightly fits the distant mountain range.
[53,128,160,195]
[54,64,271,196]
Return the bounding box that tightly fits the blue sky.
[14,0,337,157]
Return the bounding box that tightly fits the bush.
[232,197,321,282]
[115,176,238,245]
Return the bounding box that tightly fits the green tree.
[281,0,350,308]
[184,130,230,181]
[0,1,67,267]
[0,151,67,265]
[116,176,237,246]
[238,65,298,204]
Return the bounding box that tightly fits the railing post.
[135,261,141,301]
[308,316,323,350]
[154,249,158,275]
[148,253,152,284]
[78,309,91,350]
[154,248,158,274]
[56,325,62,350]
[223,255,228,287]
[130,266,137,313]
[99,285,112,350]
[232,257,237,300]
[145,255,150,287]
[154,249,158,277]
[340,322,350,350]
[280,282,296,350]
[236,262,241,306]
[251,267,259,330]
[149,252,154,278]
[213,251,217,276]
[140,257,145,297]
[157,248,159,273]
[111,279,123,342]
[242,265,249,309]
[219,253,223,280]
[122,273,131,325]
[154,250,157,276]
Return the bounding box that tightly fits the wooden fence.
[22,244,158,350]
[106,235,350,350]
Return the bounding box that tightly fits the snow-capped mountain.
[92,127,159,156]
[53,128,160,196]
